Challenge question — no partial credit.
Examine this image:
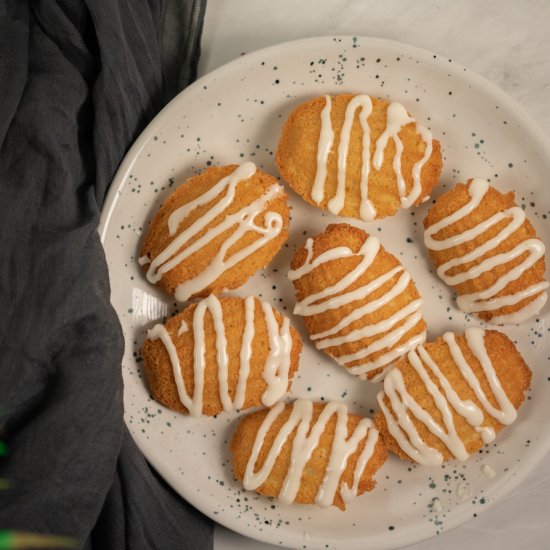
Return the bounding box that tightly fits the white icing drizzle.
[243,399,379,507]
[326,95,375,220]
[177,320,188,336]
[378,327,517,466]
[360,331,427,382]
[260,300,293,406]
[488,285,548,324]
[373,103,433,208]
[167,162,255,236]
[310,268,409,340]
[143,162,284,301]
[424,178,549,323]
[377,369,445,466]
[287,238,356,283]
[147,295,293,417]
[311,95,334,204]
[290,236,381,317]
[323,300,423,351]
[460,328,517,423]
[235,296,256,409]
[138,255,151,265]
[476,426,496,444]
[288,235,425,377]
[311,95,433,219]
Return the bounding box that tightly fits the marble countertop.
[198,1,550,548]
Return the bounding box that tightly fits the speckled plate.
[99,36,550,550]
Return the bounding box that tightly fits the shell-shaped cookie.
[140,162,290,302]
[276,94,442,221]
[231,399,387,510]
[288,223,427,381]
[141,295,302,417]
[423,178,548,324]
[375,328,531,465]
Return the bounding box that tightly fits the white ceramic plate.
[99,36,550,549]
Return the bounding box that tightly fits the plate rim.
[99,35,550,549]
[99,35,550,240]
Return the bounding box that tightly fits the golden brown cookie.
[375,328,531,465]
[423,178,548,324]
[288,223,427,381]
[141,295,302,417]
[140,162,290,302]
[276,94,442,220]
[231,399,387,510]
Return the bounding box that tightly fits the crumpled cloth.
[0,1,212,548]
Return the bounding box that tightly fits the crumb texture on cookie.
[289,223,426,381]
[375,328,531,465]
[424,178,548,324]
[231,399,387,510]
[141,295,302,417]
[276,94,442,220]
[140,162,289,301]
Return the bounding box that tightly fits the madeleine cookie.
[375,328,531,465]
[231,399,387,510]
[289,223,426,381]
[424,178,548,324]
[140,162,290,302]
[276,94,442,221]
[141,295,302,417]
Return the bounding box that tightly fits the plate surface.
[99,36,550,549]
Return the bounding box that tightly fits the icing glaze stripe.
[312,95,434,220]
[260,300,293,407]
[378,327,516,466]
[424,178,548,323]
[148,296,293,417]
[311,95,334,204]
[310,267,407,340]
[144,162,285,302]
[327,95,375,219]
[289,234,425,378]
[243,399,379,507]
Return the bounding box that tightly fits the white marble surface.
[197,1,550,548]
